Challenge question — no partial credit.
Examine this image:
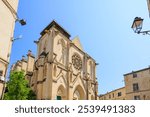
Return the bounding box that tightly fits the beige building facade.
[11,50,35,81]
[30,21,98,100]
[99,67,150,100]
[0,0,19,98]
[99,87,126,100]
[124,67,150,100]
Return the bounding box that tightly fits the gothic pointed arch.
[73,85,85,100]
[57,85,67,100]
[54,70,67,86]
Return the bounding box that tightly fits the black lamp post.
[16,19,26,26]
[131,17,150,35]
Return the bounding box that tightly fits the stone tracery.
[72,53,82,70]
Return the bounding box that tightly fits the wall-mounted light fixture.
[131,17,150,35]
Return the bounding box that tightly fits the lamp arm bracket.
[140,30,150,35]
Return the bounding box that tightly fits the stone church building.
[12,20,98,100]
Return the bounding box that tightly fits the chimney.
[26,50,35,72]
[27,50,32,56]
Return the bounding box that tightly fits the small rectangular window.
[109,94,111,99]
[133,73,137,78]
[118,92,122,97]
[112,93,114,98]
[133,83,139,91]
[134,96,140,100]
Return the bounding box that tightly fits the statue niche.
[57,39,66,65]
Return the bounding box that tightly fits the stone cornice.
[124,67,150,76]
[126,89,150,95]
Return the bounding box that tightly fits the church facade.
[30,21,98,100]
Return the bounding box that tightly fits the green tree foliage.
[27,90,36,100]
[4,71,36,100]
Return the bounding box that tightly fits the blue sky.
[11,0,150,94]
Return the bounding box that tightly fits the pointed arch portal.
[56,85,66,100]
[73,85,85,100]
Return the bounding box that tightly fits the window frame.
[134,95,140,100]
[133,83,139,91]
[118,92,122,97]
[133,73,137,78]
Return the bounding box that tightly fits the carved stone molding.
[72,53,82,70]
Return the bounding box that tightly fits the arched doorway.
[56,85,66,100]
[73,85,85,100]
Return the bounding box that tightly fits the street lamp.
[16,19,26,26]
[131,17,150,35]
[131,17,143,33]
